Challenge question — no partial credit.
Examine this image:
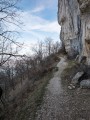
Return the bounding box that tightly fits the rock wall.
[58,0,90,64]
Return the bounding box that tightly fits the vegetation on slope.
[16,72,53,120]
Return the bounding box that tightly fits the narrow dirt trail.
[35,57,68,120]
[35,57,90,120]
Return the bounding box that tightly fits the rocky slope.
[58,0,90,64]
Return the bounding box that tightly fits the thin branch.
[0,52,24,57]
[1,35,23,47]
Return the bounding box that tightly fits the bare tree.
[51,41,60,54]
[0,0,23,66]
[32,41,44,64]
[44,38,53,56]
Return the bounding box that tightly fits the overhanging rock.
[58,0,90,64]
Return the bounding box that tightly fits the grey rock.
[71,72,84,85]
[58,0,90,64]
[68,85,73,90]
[70,84,76,88]
[80,79,90,88]
[68,84,76,90]
[75,55,79,61]
[58,0,81,57]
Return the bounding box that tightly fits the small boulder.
[71,84,76,89]
[68,84,76,90]
[68,86,73,90]
[80,79,90,88]
[71,72,84,85]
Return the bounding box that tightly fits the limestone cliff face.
[58,0,90,64]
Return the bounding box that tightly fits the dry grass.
[15,72,53,120]
[0,57,59,120]
[0,72,53,120]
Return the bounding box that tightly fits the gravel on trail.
[35,57,90,120]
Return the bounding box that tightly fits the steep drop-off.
[58,0,90,64]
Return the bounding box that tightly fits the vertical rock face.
[58,0,90,63]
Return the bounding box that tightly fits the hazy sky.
[16,0,61,54]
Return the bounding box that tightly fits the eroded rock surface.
[58,0,90,64]
[71,72,84,85]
